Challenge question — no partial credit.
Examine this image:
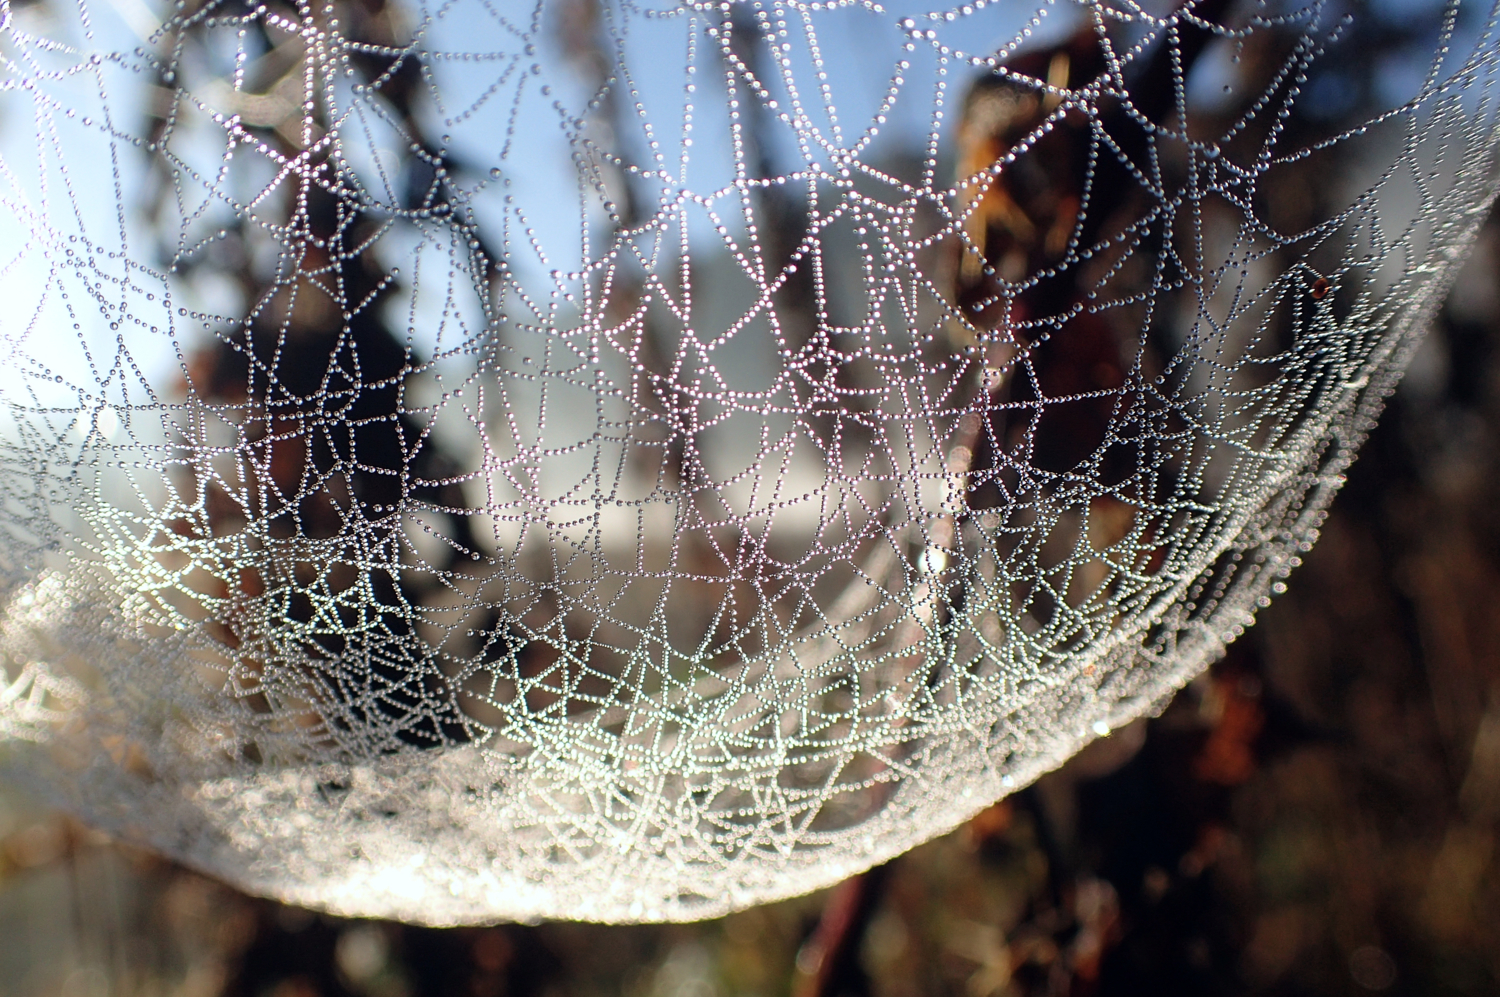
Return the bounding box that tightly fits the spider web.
[0,0,1497,923]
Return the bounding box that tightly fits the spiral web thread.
[0,0,1497,923]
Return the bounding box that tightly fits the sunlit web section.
[0,0,1495,922]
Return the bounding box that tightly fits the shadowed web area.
[0,0,1497,923]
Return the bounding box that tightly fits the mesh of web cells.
[0,0,1497,922]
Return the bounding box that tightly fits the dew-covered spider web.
[0,0,1497,923]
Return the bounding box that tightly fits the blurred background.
[4,0,1500,993]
